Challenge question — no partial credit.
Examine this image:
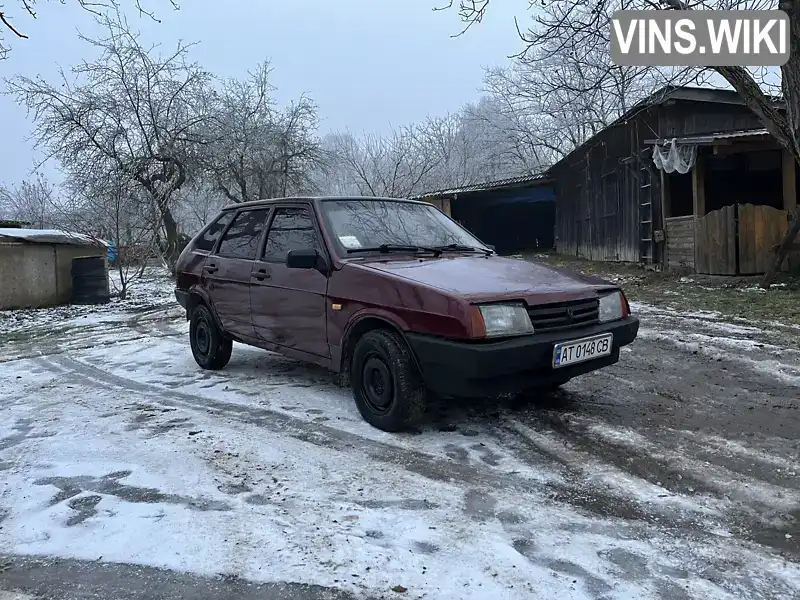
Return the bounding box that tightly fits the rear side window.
[216,209,270,259]
[193,212,234,253]
[262,207,317,262]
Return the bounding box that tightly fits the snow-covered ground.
[0,269,175,336]
[1,269,798,600]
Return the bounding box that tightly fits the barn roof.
[546,85,781,174]
[410,173,552,200]
[644,128,771,145]
[0,228,107,247]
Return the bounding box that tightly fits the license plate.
[552,333,613,369]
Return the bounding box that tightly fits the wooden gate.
[695,204,790,275]
[737,204,790,275]
[695,205,737,275]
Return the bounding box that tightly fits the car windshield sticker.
[339,235,362,249]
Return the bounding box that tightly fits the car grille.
[527,298,599,333]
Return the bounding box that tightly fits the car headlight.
[599,291,625,323]
[478,303,534,337]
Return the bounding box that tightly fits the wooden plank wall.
[738,204,790,274]
[658,101,764,138]
[665,216,695,270]
[552,115,647,263]
[695,205,737,274]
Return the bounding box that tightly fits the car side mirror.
[486,244,496,251]
[286,248,318,269]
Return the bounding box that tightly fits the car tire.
[351,329,426,432]
[190,303,232,370]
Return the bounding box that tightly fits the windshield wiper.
[346,243,442,256]
[432,243,493,256]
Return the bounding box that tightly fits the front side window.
[263,207,317,262]
[193,211,235,253]
[216,209,270,259]
[319,199,488,255]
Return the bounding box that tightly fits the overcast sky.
[0,0,530,187]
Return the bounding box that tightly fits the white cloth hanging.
[652,138,697,174]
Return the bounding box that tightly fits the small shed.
[0,228,108,310]
[647,129,799,274]
[413,174,556,255]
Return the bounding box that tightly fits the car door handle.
[204,264,218,274]
[253,268,270,281]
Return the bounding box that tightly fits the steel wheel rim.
[195,320,211,356]
[361,354,393,415]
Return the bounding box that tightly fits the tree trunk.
[759,0,800,286]
[161,205,181,274]
[118,262,128,300]
[761,208,800,288]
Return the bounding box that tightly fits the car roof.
[221,196,431,211]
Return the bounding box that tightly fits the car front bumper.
[405,316,639,398]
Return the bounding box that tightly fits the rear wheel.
[190,303,232,370]
[351,329,426,432]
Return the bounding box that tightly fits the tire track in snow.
[36,354,549,495]
[32,353,758,548]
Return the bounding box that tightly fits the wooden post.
[660,169,669,270]
[692,150,705,272]
[692,150,706,218]
[442,197,452,217]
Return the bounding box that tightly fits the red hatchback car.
[174,197,639,431]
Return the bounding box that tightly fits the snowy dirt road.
[0,284,798,600]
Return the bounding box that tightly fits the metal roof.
[644,128,771,145]
[410,173,551,200]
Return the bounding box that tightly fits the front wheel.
[350,329,427,432]
[190,303,232,370]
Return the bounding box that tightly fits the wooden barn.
[646,129,798,274]
[547,86,794,274]
[413,174,556,255]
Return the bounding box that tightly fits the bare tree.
[437,0,799,287]
[463,93,555,173]
[417,112,487,189]
[477,1,701,168]
[201,61,326,203]
[6,13,211,268]
[0,174,57,228]
[0,0,178,60]
[172,178,227,235]
[60,169,156,299]
[330,126,442,197]
[313,133,363,196]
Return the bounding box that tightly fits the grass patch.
[523,252,800,327]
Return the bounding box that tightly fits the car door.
[250,205,330,358]
[204,208,271,341]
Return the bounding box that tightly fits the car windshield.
[319,199,489,255]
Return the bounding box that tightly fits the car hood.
[353,255,616,303]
